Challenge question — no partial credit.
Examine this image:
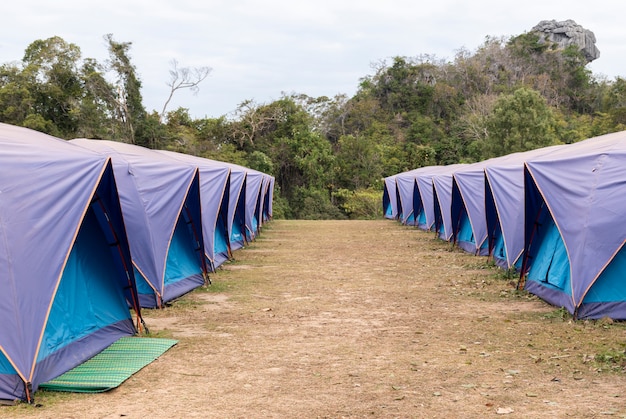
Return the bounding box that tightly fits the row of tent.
[0,123,274,402]
[384,130,626,322]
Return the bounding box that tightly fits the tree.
[77,57,119,139]
[333,134,382,190]
[484,87,558,158]
[0,62,34,128]
[104,34,146,144]
[20,36,83,136]
[160,59,211,121]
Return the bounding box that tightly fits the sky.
[1,1,624,119]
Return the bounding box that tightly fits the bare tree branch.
[160,59,212,121]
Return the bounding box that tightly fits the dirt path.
[8,220,626,418]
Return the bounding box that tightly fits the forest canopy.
[1,31,625,219]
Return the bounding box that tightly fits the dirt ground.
[7,220,626,418]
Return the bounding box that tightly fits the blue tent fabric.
[242,168,265,241]
[225,168,248,251]
[156,150,236,267]
[483,146,565,269]
[382,175,399,220]
[71,139,208,308]
[432,164,468,241]
[262,175,275,222]
[0,124,141,402]
[451,154,541,257]
[451,162,490,255]
[522,131,626,319]
[413,167,455,231]
[395,167,443,226]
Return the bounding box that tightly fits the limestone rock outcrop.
[532,19,600,62]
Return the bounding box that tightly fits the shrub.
[333,188,383,219]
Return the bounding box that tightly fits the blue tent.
[257,172,273,229]
[71,139,209,308]
[394,167,442,226]
[0,124,142,402]
[382,175,400,220]
[220,163,266,242]
[432,164,468,241]
[154,150,234,269]
[412,166,455,231]
[451,160,492,255]
[521,131,626,319]
[243,168,265,241]
[451,155,533,256]
[221,164,248,251]
[262,175,275,222]
[484,146,564,269]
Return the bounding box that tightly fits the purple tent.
[413,166,457,231]
[382,175,399,220]
[241,167,265,241]
[71,139,209,308]
[521,131,626,319]
[154,150,234,268]
[262,175,275,222]
[432,164,468,241]
[394,166,443,226]
[483,145,565,269]
[0,124,142,402]
[451,154,542,256]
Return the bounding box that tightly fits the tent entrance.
[161,211,206,303]
[526,209,571,292]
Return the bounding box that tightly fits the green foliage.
[541,307,572,321]
[246,150,274,174]
[483,87,558,158]
[333,188,383,219]
[1,31,625,219]
[291,187,346,220]
[269,184,291,219]
[594,346,626,372]
[333,134,383,190]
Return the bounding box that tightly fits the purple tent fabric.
[432,164,468,241]
[483,145,565,269]
[71,139,208,307]
[413,166,459,231]
[522,131,626,319]
[263,175,275,222]
[451,154,543,256]
[240,167,265,241]
[395,166,443,226]
[155,150,235,266]
[382,175,399,219]
[451,160,492,255]
[0,124,141,402]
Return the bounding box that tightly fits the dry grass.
[7,220,626,418]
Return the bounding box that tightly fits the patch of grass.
[494,267,519,281]
[167,298,203,309]
[197,280,231,293]
[594,347,626,373]
[144,328,176,339]
[6,389,79,410]
[541,307,572,321]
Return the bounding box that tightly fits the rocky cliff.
[532,19,600,62]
